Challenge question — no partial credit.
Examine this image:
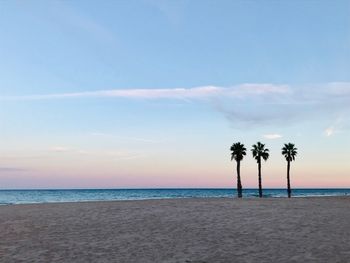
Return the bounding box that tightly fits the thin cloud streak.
[263,134,283,139]
[0,84,290,101]
[1,82,349,130]
[1,82,348,102]
[48,146,143,161]
[89,132,164,144]
[0,167,28,172]
[50,147,73,153]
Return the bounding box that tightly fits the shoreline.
[1,188,350,206]
[1,195,349,206]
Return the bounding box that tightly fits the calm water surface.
[0,188,349,205]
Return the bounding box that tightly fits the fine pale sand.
[1,197,350,262]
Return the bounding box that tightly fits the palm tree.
[230,142,246,198]
[251,142,269,198]
[282,143,298,198]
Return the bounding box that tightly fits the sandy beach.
[0,197,349,263]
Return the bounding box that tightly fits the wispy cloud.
[0,84,290,101]
[49,146,89,155]
[325,82,350,96]
[50,146,73,153]
[1,82,349,129]
[89,132,164,144]
[215,82,350,128]
[49,146,142,160]
[324,127,335,137]
[0,167,27,172]
[263,134,283,139]
[324,116,346,137]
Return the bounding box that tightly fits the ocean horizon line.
[1,187,350,191]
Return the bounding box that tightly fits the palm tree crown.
[282,143,298,162]
[251,142,269,163]
[230,142,247,162]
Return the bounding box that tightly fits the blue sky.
[0,0,349,188]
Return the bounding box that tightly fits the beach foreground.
[0,197,349,262]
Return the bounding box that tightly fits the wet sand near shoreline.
[1,197,349,262]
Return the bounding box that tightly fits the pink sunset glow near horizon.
[1,1,349,189]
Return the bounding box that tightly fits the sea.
[0,188,349,205]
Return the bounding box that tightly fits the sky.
[0,0,349,189]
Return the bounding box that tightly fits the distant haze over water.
[0,189,349,205]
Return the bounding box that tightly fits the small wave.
[294,193,348,198]
[0,202,13,205]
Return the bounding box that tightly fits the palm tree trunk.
[237,160,242,198]
[258,161,262,198]
[287,161,291,198]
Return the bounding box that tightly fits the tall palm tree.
[230,142,246,198]
[251,142,269,198]
[282,143,298,198]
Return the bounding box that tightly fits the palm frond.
[251,142,270,163]
[281,143,298,162]
[230,142,247,162]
